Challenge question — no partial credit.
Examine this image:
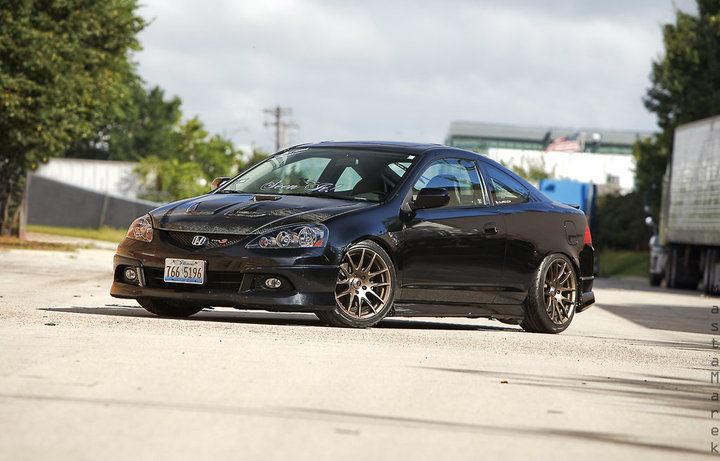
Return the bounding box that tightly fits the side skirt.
[391,302,524,321]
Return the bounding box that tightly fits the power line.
[264,106,298,152]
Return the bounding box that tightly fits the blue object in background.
[538,179,598,237]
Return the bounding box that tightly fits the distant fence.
[26,174,158,229]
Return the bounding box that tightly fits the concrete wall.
[26,174,158,229]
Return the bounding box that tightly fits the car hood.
[149,193,372,235]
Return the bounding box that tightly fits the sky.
[135,0,697,151]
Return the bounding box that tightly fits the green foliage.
[0,0,146,234]
[644,1,720,147]
[632,135,668,218]
[635,1,720,217]
[27,224,126,242]
[133,117,259,202]
[65,85,182,161]
[599,250,649,278]
[596,191,651,251]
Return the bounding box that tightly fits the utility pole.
[264,106,297,152]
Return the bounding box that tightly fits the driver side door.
[394,157,506,308]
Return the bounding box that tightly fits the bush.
[596,191,651,251]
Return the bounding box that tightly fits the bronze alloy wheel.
[334,247,392,319]
[543,259,577,324]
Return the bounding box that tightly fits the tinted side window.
[485,165,529,205]
[413,158,487,207]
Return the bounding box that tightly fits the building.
[446,121,653,155]
[445,121,655,192]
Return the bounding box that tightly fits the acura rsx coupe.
[111,141,595,333]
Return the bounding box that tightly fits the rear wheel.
[138,298,204,318]
[521,254,577,334]
[649,273,663,287]
[315,240,396,328]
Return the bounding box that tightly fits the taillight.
[583,226,592,245]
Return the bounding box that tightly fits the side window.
[334,167,362,192]
[485,165,530,205]
[412,158,487,207]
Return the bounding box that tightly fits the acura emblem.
[191,235,208,246]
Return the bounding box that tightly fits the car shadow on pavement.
[0,390,703,456]
[417,366,713,419]
[39,306,515,332]
[599,303,712,336]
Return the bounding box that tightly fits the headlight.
[126,214,153,242]
[246,224,328,249]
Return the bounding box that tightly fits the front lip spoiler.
[110,281,336,311]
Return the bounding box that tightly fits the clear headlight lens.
[126,214,153,242]
[247,224,328,249]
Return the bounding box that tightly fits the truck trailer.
[648,115,720,295]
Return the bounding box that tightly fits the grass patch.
[600,250,648,277]
[27,224,126,243]
[0,236,82,252]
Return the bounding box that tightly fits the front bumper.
[111,236,340,311]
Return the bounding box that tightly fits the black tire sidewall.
[522,254,577,334]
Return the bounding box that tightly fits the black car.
[111,141,595,333]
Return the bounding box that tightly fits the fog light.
[124,267,138,282]
[264,277,282,289]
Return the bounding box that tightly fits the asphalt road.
[0,246,715,460]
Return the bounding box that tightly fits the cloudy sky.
[135,0,696,151]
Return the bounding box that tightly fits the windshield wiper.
[307,192,370,202]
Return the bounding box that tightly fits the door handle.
[483,223,499,235]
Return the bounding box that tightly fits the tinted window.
[220,148,416,202]
[334,167,362,192]
[485,165,530,205]
[413,158,486,207]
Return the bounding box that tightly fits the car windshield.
[219,148,416,202]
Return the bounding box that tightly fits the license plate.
[163,258,206,285]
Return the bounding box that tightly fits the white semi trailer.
[648,115,720,295]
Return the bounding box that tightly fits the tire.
[137,298,204,318]
[521,254,577,334]
[315,240,397,328]
[667,247,700,290]
[649,273,663,287]
[705,249,720,296]
[666,248,680,289]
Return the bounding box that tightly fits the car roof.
[293,141,445,155]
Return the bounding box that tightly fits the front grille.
[143,267,245,292]
[161,230,246,250]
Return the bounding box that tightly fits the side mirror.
[211,177,230,191]
[412,187,450,210]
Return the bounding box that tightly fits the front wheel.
[315,240,396,328]
[521,254,578,334]
[138,298,204,318]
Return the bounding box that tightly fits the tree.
[0,0,146,234]
[64,84,182,161]
[596,192,651,251]
[632,135,668,219]
[635,0,720,216]
[134,117,250,202]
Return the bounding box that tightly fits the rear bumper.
[577,275,595,312]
